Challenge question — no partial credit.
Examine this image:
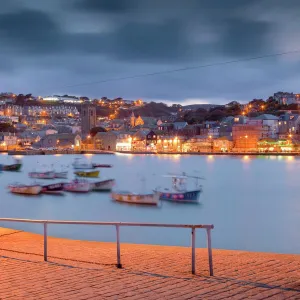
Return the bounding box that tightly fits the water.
[0,153,299,254]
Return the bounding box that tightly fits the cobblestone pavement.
[0,227,299,299]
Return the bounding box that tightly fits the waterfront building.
[116,133,132,151]
[93,132,117,151]
[0,132,18,149]
[81,104,96,135]
[182,136,212,152]
[213,137,233,152]
[254,114,279,139]
[33,133,81,150]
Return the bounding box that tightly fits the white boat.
[54,171,68,179]
[72,158,95,170]
[155,172,203,203]
[111,190,159,205]
[29,171,55,179]
[63,179,91,193]
[8,184,42,195]
[90,179,115,191]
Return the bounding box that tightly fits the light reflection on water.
[0,153,299,254]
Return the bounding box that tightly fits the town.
[0,91,300,154]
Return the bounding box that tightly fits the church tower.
[130,111,136,127]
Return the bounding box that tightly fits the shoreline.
[5,149,300,156]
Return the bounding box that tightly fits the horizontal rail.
[0,218,213,229]
[0,218,214,276]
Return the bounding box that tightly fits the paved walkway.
[0,227,299,299]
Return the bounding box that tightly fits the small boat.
[8,184,42,195]
[29,171,55,179]
[92,164,112,168]
[72,158,95,169]
[63,179,91,193]
[155,172,203,203]
[54,171,68,179]
[74,170,99,178]
[111,191,159,205]
[3,163,22,171]
[41,182,64,194]
[90,179,115,191]
[2,158,22,171]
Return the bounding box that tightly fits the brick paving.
[0,227,299,299]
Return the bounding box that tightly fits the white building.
[254,114,279,139]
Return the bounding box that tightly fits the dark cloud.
[0,0,299,103]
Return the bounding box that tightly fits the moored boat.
[8,184,42,195]
[111,190,159,205]
[74,170,99,178]
[92,164,112,168]
[90,179,115,191]
[54,171,68,179]
[3,163,22,171]
[41,182,64,194]
[63,179,91,193]
[72,158,95,169]
[29,171,55,179]
[155,173,203,203]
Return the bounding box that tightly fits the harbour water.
[0,153,299,254]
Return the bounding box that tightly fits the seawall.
[0,226,299,299]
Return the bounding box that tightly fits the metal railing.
[0,218,214,276]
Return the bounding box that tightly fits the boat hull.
[42,183,64,194]
[29,172,55,179]
[112,191,159,205]
[54,172,68,179]
[3,164,22,171]
[74,171,99,178]
[92,164,112,168]
[9,185,42,195]
[63,182,90,193]
[157,190,201,203]
[91,179,115,191]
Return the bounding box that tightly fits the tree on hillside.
[90,127,107,137]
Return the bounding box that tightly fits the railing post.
[44,222,47,262]
[191,227,196,275]
[116,225,122,268]
[206,228,213,276]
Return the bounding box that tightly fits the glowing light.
[243,155,249,160]
[287,156,294,162]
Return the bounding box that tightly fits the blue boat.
[155,173,203,203]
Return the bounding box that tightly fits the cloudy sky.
[1,0,300,105]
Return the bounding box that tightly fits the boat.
[90,179,115,191]
[2,158,22,171]
[41,182,64,194]
[54,171,68,179]
[155,172,203,203]
[72,158,95,169]
[63,179,91,193]
[8,184,42,195]
[3,163,22,171]
[111,191,160,205]
[92,164,112,168]
[74,170,99,178]
[29,171,55,179]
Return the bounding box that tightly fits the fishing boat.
[72,158,95,169]
[111,190,160,205]
[155,172,203,203]
[8,184,42,195]
[92,164,112,168]
[41,182,64,194]
[54,171,68,179]
[90,179,115,191]
[29,171,55,179]
[74,170,99,178]
[63,179,91,193]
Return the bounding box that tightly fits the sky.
[1,0,300,105]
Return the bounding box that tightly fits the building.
[273,92,300,105]
[116,133,132,151]
[254,114,279,139]
[213,137,233,152]
[0,133,18,149]
[130,112,144,127]
[232,120,268,151]
[94,132,117,151]
[33,133,81,149]
[81,105,96,135]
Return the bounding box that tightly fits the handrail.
[0,218,214,276]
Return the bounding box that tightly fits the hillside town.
[1,91,300,153]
